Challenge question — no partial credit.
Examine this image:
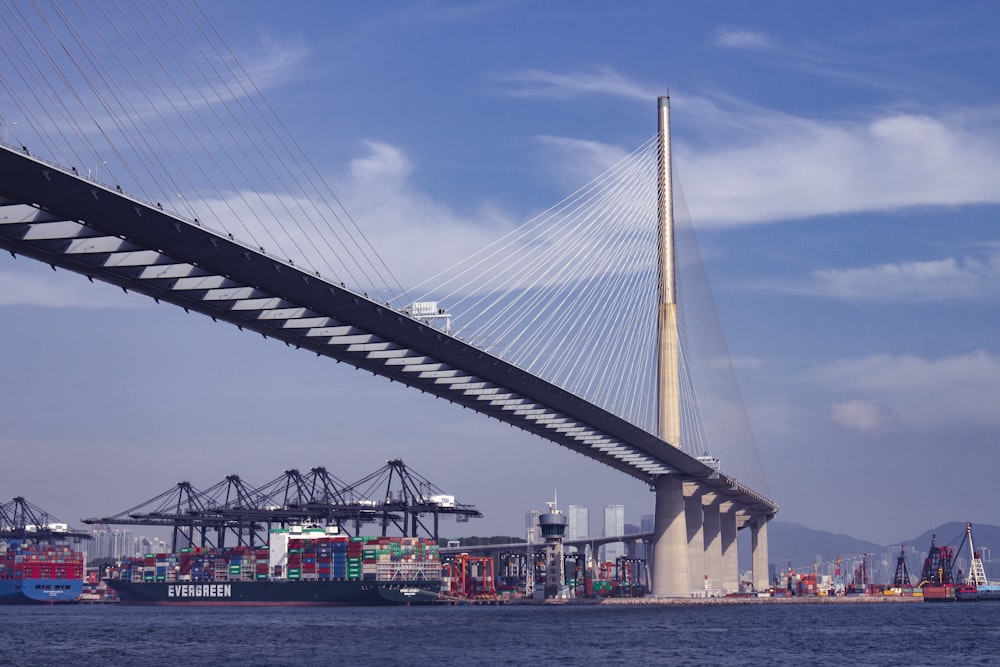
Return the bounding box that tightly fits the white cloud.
[811,350,1000,430]
[803,250,1000,302]
[713,27,772,50]
[176,144,517,298]
[830,400,898,432]
[349,140,412,187]
[335,141,521,292]
[678,106,1000,227]
[493,65,1000,228]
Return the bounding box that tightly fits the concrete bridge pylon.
[651,95,693,597]
[650,96,772,597]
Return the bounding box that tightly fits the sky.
[1,0,999,547]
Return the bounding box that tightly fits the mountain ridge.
[760,520,1000,581]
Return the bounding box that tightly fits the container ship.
[0,540,85,604]
[106,526,441,605]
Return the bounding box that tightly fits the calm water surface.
[1,602,998,666]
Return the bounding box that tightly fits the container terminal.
[3,463,998,604]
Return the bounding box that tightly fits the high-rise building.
[138,536,153,556]
[525,509,541,544]
[602,505,625,564]
[110,529,131,560]
[91,527,111,560]
[568,505,589,541]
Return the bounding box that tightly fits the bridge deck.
[0,145,776,516]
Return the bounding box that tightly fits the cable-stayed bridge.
[0,1,776,596]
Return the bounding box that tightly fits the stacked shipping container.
[113,531,441,585]
[1,542,84,581]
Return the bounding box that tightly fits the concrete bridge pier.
[702,498,722,594]
[684,483,704,595]
[751,514,771,592]
[625,539,636,559]
[651,475,689,596]
[720,504,739,592]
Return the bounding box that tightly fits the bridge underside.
[0,145,776,593]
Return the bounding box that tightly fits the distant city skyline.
[88,527,167,562]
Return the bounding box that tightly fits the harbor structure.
[539,497,569,598]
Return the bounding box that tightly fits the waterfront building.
[602,505,624,564]
[568,505,589,541]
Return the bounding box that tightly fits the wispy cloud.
[235,34,311,91]
[496,65,656,101]
[0,265,138,308]
[750,245,1000,303]
[811,350,1000,430]
[713,27,772,51]
[532,135,637,186]
[711,21,946,94]
[809,250,1000,302]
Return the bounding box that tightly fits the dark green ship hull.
[106,579,440,605]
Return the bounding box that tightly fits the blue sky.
[1,1,999,546]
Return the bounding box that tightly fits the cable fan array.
[0,0,405,304]
[410,138,662,434]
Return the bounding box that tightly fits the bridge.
[0,7,776,597]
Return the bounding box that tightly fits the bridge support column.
[684,484,704,595]
[751,514,771,593]
[702,499,722,595]
[652,475,689,597]
[720,505,738,593]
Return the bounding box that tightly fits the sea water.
[1,602,998,666]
